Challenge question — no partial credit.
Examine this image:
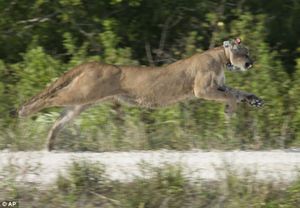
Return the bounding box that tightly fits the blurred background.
[1,0,300,151]
[2,1,300,207]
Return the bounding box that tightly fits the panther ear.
[223,39,238,48]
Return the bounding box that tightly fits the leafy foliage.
[0,0,300,150]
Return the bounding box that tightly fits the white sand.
[0,150,300,185]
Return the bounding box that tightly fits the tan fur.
[18,42,263,151]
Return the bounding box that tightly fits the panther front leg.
[194,85,238,116]
[218,86,264,107]
[242,94,264,107]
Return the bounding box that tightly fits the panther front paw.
[244,94,264,107]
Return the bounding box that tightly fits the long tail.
[18,64,87,117]
[18,98,48,117]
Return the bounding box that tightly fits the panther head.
[223,38,253,71]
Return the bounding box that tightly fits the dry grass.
[0,160,299,208]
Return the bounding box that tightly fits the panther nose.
[245,62,253,69]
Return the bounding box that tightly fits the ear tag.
[235,38,241,44]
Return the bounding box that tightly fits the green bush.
[1,0,300,151]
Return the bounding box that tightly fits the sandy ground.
[0,150,300,185]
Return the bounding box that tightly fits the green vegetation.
[0,161,300,208]
[0,0,300,150]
